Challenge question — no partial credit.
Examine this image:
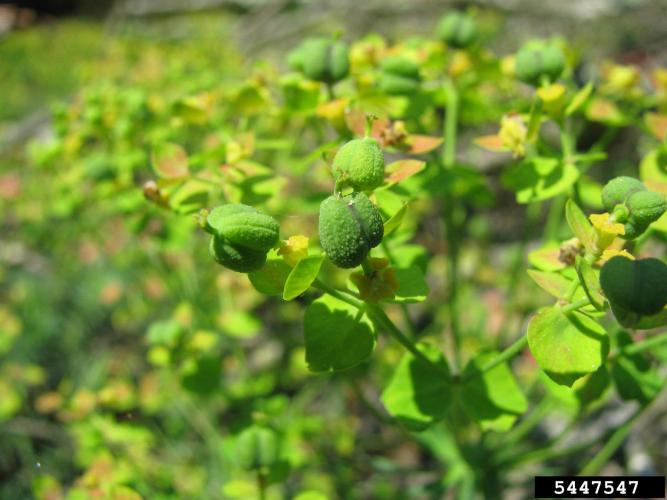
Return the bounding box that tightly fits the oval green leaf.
[283,255,324,300]
[527,306,609,387]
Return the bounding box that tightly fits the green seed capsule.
[600,256,667,316]
[378,73,421,96]
[236,426,279,471]
[515,43,566,86]
[319,192,384,269]
[380,56,421,79]
[626,190,666,227]
[209,235,267,273]
[601,176,646,212]
[332,138,385,191]
[292,38,349,84]
[437,12,477,49]
[207,204,280,252]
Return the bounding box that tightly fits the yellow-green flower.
[499,114,527,158]
[350,257,399,302]
[278,235,309,267]
[537,83,566,114]
[589,213,625,252]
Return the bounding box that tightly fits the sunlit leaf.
[565,82,593,116]
[527,270,572,299]
[565,199,596,253]
[527,306,609,386]
[386,159,426,184]
[151,143,189,179]
[383,203,407,236]
[405,135,443,154]
[283,255,324,300]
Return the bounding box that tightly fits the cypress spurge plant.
[18,9,667,500]
[184,13,667,498]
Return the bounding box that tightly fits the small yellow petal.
[278,235,309,267]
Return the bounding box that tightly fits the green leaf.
[390,266,429,303]
[303,295,375,372]
[459,352,528,432]
[380,344,451,430]
[528,243,567,272]
[527,270,572,299]
[565,199,596,253]
[575,256,604,310]
[635,307,667,329]
[283,255,324,300]
[151,142,189,178]
[502,157,580,204]
[565,82,594,116]
[527,306,609,387]
[383,203,408,236]
[612,332,663,403]
[169,179,211,214]
[248,258,292,296]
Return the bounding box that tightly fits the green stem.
[498,202,541,346]
[442,78,462,371]
[560,298,590,314]
[526,94,544,144]
[257,471,267,500]
[326,82,336,101]
[443,79,458,168]
[361,258,374,277]
[312,279,363,309]
[381,241,416,336]
[460,336,528,383]
[544,195,566,242]
[367,304,451,380]
[623,331,667,356]
[579,387,663,475]
[500,398,554,449]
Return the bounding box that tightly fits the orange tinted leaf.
[151,143,189,178]
[644,112,667,140]
[386,160,426,183]
[474,134,507,152]
[406,135,443,154]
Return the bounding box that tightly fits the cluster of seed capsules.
[203,135,387,273]
[202,10,581,273]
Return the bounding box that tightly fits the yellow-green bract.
[332,137,385,191]
[206,204,280,273]
[287,38,349,84]
[436,11,477,49]
[600,256,667,316]
[514,42,565,86]
[319,192,384,269]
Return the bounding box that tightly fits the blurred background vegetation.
[1,1,666,499]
